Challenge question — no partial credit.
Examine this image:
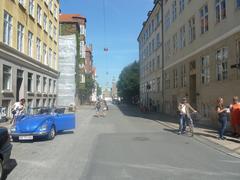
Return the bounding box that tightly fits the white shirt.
[181,104,187,114]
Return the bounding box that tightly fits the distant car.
[0,127,12,180]
[10,107,75,141]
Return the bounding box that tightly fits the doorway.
[189,61,197,109]
[16,70,24,102]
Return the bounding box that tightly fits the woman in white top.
[177,97,197,135]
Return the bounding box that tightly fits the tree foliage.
[117,61,139,102]
[79,74,95,103]
[96,83,102,96]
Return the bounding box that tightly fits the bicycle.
[186,112,201,137]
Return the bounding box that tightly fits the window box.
[18,2,27,12]
[36,92,42,97]
[1,90,14,98]
[29,14,35,21]
[27,92,34,96]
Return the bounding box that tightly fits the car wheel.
[48,126,56,140]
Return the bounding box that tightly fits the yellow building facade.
[0,0,60,117]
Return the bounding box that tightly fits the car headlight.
[39,124,48,132]
[10,126,16,132]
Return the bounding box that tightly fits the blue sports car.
[10,107,75,141]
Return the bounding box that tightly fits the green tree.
[96,83,102,96]
[117,61,139,103]
[79,74,95,103]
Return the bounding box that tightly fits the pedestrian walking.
[216,97,229,140]
[230,96,240,138]
[11,98,26,125]
[177,97,197,135]
[95,100,101,117]
[102,100,108,117]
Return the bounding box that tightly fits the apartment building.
[59,14,87,105]
[138,0,240,125]
[0,0,60,117]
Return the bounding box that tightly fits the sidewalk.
[141,111,240,156]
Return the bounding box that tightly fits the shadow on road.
[3,159,17,180]
[117,104,240,142]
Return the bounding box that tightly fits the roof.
[59,14,86,23]
[86,47,92,52]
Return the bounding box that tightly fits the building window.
[54,5,58,19]
[156,33,160,48]
[36,75,41,92]
[43,13,47,32]
[53,52,56,69]
[3,65,12,91]
[28,73,33,92]
[53,80,56,93]
[43,44,47,65]
[165,72,170,89]
[237,0,240,8]
[37,5,42,25]
[151,19,154,33]
[172,0,177,22]
[36,38,41,61]
[48,20,52,37]
[216,47,228,81]
[179,0,185,14]
[165,39,171,61]
[43,77,47,93]
[19,0,25,6]
[29,0,34,17]
[3,11,12,45]
[48,0,53,11]
[179,25,186,48]
[80,25,85,35]
[237,39,240,63]
[48,79,52,93]
[164,10,171,30]
[173,33,178,53]
[53,26,57,41]
[188,16,196,43]
[200,5,209,34]
[216,0,226,23]
[48,48,52,67]
[28,31,33,57]
[17,23,24,52]
[173,69,178,88]
[157,55,160,68]
[180,64,186,87]
[201,56,210,84]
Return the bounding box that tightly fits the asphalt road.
[7,104,240,180]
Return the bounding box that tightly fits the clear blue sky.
[60,0,153,88]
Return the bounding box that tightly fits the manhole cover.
[133,137,150,141]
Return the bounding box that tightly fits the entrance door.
[16,70,24,102]
[189,74,197,109]
[189,61,197,109]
